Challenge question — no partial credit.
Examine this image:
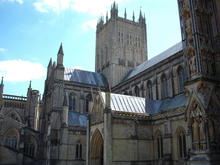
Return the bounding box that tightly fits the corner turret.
[55,43,65,80]
[57,43,64,67]
[111,1,118,19]
[139,9,145,25]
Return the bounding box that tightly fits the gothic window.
[24,136,36,157]
[118,32,120,42]
[156,134,163,159]
[178,130,187,159]
[69,93,76,111]
[128,61,134,67]
[127,34,129,44]
[97,53,100,70]
[7,112,21,122]
[86,94,92,113]
[147,81,153,99]
[75,143,82,159]
[134,86,140,97]
[177,67,185,93]
[4,129,19,150]
[50,129,59,146]
[161,74,168,99]
[101,49,104,69]
[119,58,125,66]
[105,46,108,64]
[121,33,123,43]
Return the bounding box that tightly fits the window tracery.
[161,74,168,99]
[69,93,76,111]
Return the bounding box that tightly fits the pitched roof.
[101,92,188,115]
[64,68,108,87]
[110,93,147,114]
[123,42,183,81]
[145,94,188,115]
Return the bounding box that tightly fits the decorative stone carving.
[197,82,210,95]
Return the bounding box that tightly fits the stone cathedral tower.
[95,2,147,87]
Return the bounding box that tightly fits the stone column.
[86,115,90,165]
[103,92,112,165]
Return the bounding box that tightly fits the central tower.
[95,2,148,87]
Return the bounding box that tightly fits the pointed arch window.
[7,112,21,122]
[134,86,140,97]
[75,143,82,159]
[178,130,187,159]
[161,74,168,99]
[156,134,163,159]
[86,94,92,113]
[147,81,153,99]
[24,136,36,157]
[4,129,18,150]
[69,93,76,111]
[177,67,185,93]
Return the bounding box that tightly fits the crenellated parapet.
[96,2,146,33]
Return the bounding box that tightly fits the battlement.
[96,2,146,33]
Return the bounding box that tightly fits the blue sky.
[0,0,181,97]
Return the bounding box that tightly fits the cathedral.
[0,0,220,165]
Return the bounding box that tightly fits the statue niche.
[189,101,207,151]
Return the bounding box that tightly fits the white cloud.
[1,0,24,4]
[33,0,126,15]
[0,48,7,53]
[0,60,46,82]
[82,19,97,31]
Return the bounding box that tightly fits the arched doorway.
[90,129,104,165]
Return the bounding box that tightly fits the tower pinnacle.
[29,80,32,89]
[58,43,64,55]
[57,43,64,67]
[1,77,3,85]
[133,11,135,22]
[124,8,127,19]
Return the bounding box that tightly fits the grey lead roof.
[100,92,147,114]
[110,93,147,114]
[64,68,108,87]
[145,94,188,115]
[67,93,187,126]
[123,42,183,81]
[101,92,187,115]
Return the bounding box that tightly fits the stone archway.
[90,129,104,165]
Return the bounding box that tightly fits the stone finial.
[111,1,118,19]
[139,8,143,19]
[1,77,3,85]
[113,1,116,9]
[106,11,108,22]
[29,80,32,89]
[133,11,135,22]
[57,43,64,66]
[124,8,127,19]
[48,58,52,67]
[58,43,64,55]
